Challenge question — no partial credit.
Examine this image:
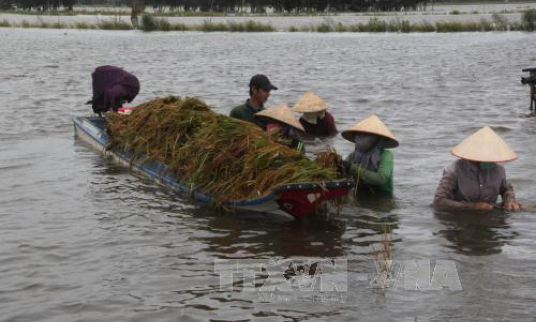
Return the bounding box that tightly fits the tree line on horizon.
[1,0,433,13]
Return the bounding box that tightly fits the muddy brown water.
[1,29,536,321]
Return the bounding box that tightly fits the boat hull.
[73,116,353,220]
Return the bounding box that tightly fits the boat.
[73,116,354,220]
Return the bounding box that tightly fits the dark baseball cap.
[249,74,278,91]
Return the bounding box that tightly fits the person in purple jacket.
[87,65,140,115]
[292,92,338,138]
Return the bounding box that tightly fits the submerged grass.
[370,223,394,287]
[105,96,339,204]
[522,8,536,31]
[199,19,275,32]
[97,18,132,30]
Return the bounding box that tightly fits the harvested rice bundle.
[106,96,342,203]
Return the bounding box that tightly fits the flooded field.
[1,28,536,321]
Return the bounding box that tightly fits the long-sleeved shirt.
[90,65,140,114]
[229,99,267,130]
[345,149,394,194]
[299,111,338,137]
[433,159,516,210]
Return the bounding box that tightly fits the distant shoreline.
[1,1,536,18]
[1,13,534,33]
[2,3,536,33]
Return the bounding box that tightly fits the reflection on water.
[201,216,347,258]
[434,210,518,256]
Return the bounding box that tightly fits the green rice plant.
[345,24,360,32]
[245,20,275,32]
[74,22,90,29]
[51,21,65,29]
[0,19,10,27]
[387,19,411,32]
[399,19,411,33]
[20,20,30,28]
[435,20,464,32]
[370,223,394,288]
[522,9,536,31]
[171,22,189,31]
[364,18,387,32]
[198,20,274,32]
[288,26,299,32]
[449,10,461,15]
[38,20,51,28]
[98,19,132,30]
[467,21,481,32]
[509,21,522,31]
[316,22,333,32]
[491,13,508,31]
[412,21,435,32]
[141,13,157,32]
[228,20,275,32]
[158,18,172,31]
[199,21,229,32]
[335,22,347,32]
[479,18,493,32]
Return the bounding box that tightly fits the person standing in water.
[230,74,277,130]
[293,92,338,138]
[433,126,521,211]
[341,115,399,194]
[255,104,306,153]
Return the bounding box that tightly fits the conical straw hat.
[341,114,399,148]
[256,104,305,132]
[293,92,328,113]
[451,126,517,162]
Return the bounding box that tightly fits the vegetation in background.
[3,11,536,32]
[0,0,433,14]
[522,8,536,31]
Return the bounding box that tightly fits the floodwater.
[1,28,536,321]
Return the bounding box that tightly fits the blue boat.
[73,116,354,220]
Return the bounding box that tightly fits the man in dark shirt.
[230,74,277,130]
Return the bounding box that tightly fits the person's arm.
[326,113,338,136]
[500,178,515,203]
[500,175,521,211]
[433,165,491,210]
[350,150,392,186]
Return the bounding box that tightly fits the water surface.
[1,29,536,321]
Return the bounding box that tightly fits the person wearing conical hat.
[433,126,521,211]
[293,92,338,138]
[230,75,278,130]
[256,104,305,153]
[341,115,399,194]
